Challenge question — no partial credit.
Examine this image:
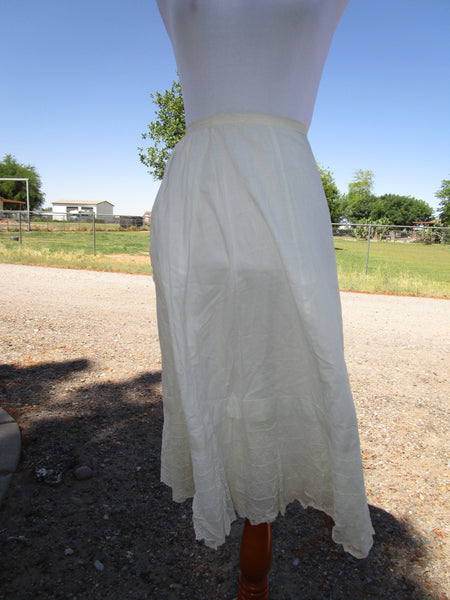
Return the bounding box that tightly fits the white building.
[52,200,114,221]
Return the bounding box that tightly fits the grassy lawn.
[0,230,151,274]
[0,230,449,297]
[0,230,150,254]
[335,237,450,297]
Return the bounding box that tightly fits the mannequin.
[156,0,349,128]
[151,3,374,593]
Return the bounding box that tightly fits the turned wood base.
[235,519,272,600]
[237,573,270,599]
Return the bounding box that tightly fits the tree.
[343,169,377,222]
[436,178,450,226]
[317,164,344,222]
[370,194,433,226]
[138,78,185,181]
[0,154,45,211]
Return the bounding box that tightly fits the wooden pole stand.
[235,519,272,600]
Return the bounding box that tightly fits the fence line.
[0,210,149,229]
[1,212,449,296]
[0,211,151,255]
[332,222,450,276]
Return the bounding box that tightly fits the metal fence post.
[19,211,22,245]
[93,213,96,255]
[365,224,372,274]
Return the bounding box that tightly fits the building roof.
[52,200,114,206]
[0,197,26,206]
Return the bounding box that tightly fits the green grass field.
[0,230,152,274]
[0,229,150,253]
[334,237,449,297]
[1,230,449,297]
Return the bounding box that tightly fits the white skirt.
[150,113,374,558]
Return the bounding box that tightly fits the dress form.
[152,3,374,597]
[156,0,349,128]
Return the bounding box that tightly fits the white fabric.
[156,0,349,128]
[150,113,374,558]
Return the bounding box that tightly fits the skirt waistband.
[186,113,308,136]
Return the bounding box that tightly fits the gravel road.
[0,263,448,599]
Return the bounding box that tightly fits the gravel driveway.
[0,263,448,599]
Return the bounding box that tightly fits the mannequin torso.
[156,0,349,128]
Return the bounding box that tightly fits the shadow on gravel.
[0,359,90,407]
[0,361,444,599]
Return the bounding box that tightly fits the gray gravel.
[0,263,448,599]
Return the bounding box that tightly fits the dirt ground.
[0,263,448,600]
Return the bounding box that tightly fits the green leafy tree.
[138,78,185,181]
[370,194,433,226]
[343,169,377,222]
[436,178,450,226]
[317,164,344,222]
[0,154,45,210]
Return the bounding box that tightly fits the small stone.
[94,560,104,571]
[70,495,84,507]
[293,557,300,566]
[74,466,93,480]
[360,582,379,596]
[64,547,74,556]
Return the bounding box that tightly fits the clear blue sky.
[2,0,449,216]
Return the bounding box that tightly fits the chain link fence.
[0,210,150,233]
[0,210,150,254]
[332,222,449,272]
[331,223,449,296]
[1,211,449,295]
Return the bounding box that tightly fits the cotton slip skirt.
[150,113,374,558]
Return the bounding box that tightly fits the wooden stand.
[236,519,272,600]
